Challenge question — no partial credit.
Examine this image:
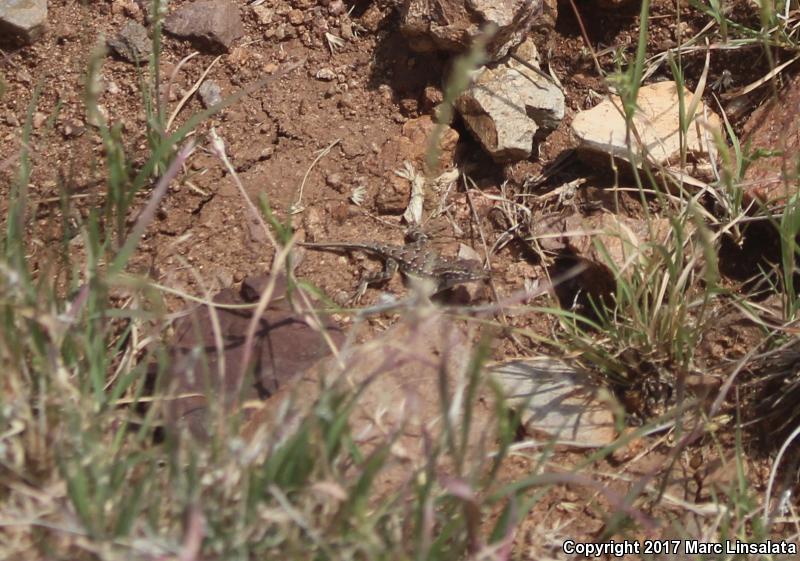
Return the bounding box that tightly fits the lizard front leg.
[404,226,429,246]
[351,258,399,303]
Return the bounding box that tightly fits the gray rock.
[164,0,244,53]
[455,40,564,162]
[0,0,47,44]
[400,0,542,62]
[571,81,720,180]
[197,80,222,108]
[492,358,617,447]
[107,21,151,64]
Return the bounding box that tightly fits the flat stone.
[399,0,543,62]
[455,39,564,162]
[164,0,244,53]
[740,73,800,208]
[571,81,720,180]
[0,0,47,44]
[107,21,151,64]
[492,358,617,447]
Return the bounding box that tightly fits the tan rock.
[572,81,720,180]
[531,212,697,308]
[251,4,273,25]
[400,114,460,170]
[564,213,675,273]
[399,0,543,61]
[287,8,303,26]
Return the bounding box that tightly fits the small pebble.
[421,85,444,111]
[328,0,345,15]
[288,9,304,25]
[216,269,234,288]
[16,68,32,84]
[107,21,151,65]
[87,105,108,127]
[338,93,356,110]
[326,172,344,192]
[332,290,350,307]
[315,68,336,81]
[252,5,274,25]
[32,112,47,128]
[62,118,85,138]
[274,24,291,41]
[198,80,222,108]
[340,20,353,40]
[302,206,324,241]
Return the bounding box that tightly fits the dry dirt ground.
[0,0,770,342]
[1,0,797,555]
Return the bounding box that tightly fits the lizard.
[300,238,488,302]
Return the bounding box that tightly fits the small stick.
[162,51,199,111]
[290,138,341,214]
[167,54,222,130]
[567,0,604,78]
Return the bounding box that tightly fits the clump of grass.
[775,190,800,320]
[536,0,723,417]
[545,205,719,422]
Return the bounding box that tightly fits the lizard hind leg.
[350,258,399,303]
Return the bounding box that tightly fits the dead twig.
[167,54,222,131]
[290,138,341,214]
[566,0,604,78]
